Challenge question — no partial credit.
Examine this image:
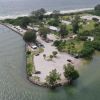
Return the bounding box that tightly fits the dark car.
[67,59,72,62]
[35,71,41,74]
[39,44,44,47]
[35,53,39,56]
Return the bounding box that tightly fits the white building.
[61,20,71,25]
[48,26,60,32]
[81,15,100,22]
[87,36,94,41]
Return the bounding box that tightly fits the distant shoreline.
[45,8,94,15]
[0,8,94,20]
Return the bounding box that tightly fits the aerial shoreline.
[0,22,81,88]
[0,8,93,20]
[0,4,99,88]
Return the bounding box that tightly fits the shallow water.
[0,25,100,100]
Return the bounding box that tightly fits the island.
[0,4,100,88]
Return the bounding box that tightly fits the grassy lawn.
[60,16,72,20]
[79,20,95,33]
[67,24,72,32]
[62,39,84,53]
[26,52,35,76]
[74,40,84,52]
[66,20,95,33]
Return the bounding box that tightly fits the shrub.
[64,64,79,84]
[52,51,58,57]
[26,63,33,76]
[27,51,31,55]
[45,69,61,88]
[23,30,36,43]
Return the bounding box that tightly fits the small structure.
[81,15,100,22]
[72,34,77,39]
[27,26,39,32]
[87,36,94,41]
[69,34,78,39]
[61,20,71,25]
[27,26,33,30]
[47,34,57,41]
[48,26,60,32]
[33,27,39,32]
[15,26,26,33]
[32,45,37,49]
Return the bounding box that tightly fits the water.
[0,0,100,17]
[0,25,100,100]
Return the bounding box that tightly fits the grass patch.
[79,20,95,33]
[26,47,44,76]
[65,40,84,53]
[26,52,35,76]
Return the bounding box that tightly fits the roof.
[27,26,33,30]
[61,20,71,25]
[81,15,100,21]
[87,36,94,41]
[32,45,37,49]
[48,26,59,31]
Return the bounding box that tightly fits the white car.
[32,45,37,49]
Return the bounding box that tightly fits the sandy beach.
[33,35,81,83]
[45,8,94,15]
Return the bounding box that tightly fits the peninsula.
[1,4,100,88]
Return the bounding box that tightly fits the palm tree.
[43,54,46,59]
[52,51,58,57]
[49,55,53,60]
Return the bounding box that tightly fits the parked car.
[35,71,41,74]
[32,45,37,49]
[67,59,72,63]
[35,53,39,56]
[39,44,44,47]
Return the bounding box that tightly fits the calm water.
[0,25,100,100]
[0,0,100,16]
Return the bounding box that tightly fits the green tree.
[52,10,60,18]
[93,40,100,51]
[72,15,80,34]
[26,51,31,55]
[49,55,54,60]
[53,10,60,15]
[64,64,79,84]
[31,8,46,20]
[43,54,46,59]
[39,26,50,39]
[59,24,68,38]
[95,4,100,11]
[80,41,94,58]
[20,17,31,29]
[23,30,36,43]
[52,51,58,57]
[94,4,100,16]
[48,18,60,27]
[46,69,61,88]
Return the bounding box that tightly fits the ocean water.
[0,0,100,17]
